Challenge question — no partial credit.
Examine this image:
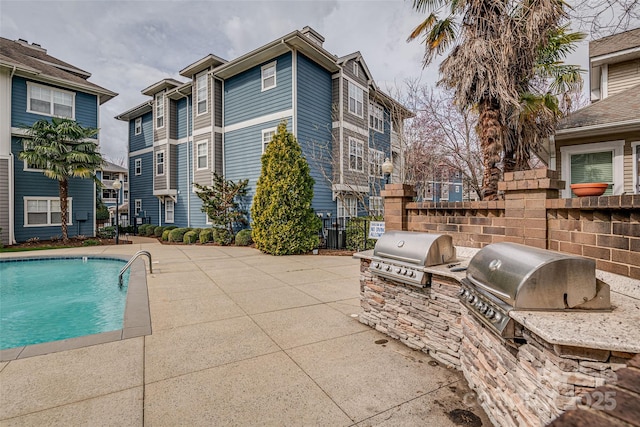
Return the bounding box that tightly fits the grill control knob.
[493,313,502,323]
[385,265,392,272]
[458,288,465,296]
[468,295,477,304]
[395,267,401,274]
[486,309,495,318]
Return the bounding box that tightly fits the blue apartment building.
[116,27,411,229]
[0,37,116,244]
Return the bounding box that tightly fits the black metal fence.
[319,217,377,251]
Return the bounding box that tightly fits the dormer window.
[262,62,276,91]
[27,82,74,119]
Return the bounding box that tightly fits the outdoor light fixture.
[382,157,393,184]
[113,178,122,245]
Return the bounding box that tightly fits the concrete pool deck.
[0,237,490,426]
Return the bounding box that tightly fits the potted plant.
[570,165,609,197]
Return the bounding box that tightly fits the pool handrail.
[119,250,152,287]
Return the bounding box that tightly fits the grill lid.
[373,231,456,267]
[466,242,607,310]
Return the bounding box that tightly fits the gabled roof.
[0,37,117,104]
[101,160,128,173]
[114,100,152,121]
[141,78,184,96]
[179,54,227,78]
[555,84,640,139]
[337,51,376,89]
[590,28,640,58]
[166,81,193,100]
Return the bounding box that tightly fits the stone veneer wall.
[359,260,636,427]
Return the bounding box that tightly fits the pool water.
[0,258,130,350]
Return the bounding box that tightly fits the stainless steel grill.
[371,231,457,287]
[458,242,611,338]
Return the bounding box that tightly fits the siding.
[169,99,178,140]
[175,96,192,140]
[224,53,292,126]
[342,77,368,128]
[342,128,369,188]
[170,144,178,189]
[194,74,212,130]
[174,142,209,228]
[129,112,153,153]
[214,79,223,127]
[129,151,157,223]
[154,93,167,141]
[343,59,368,87]
[12,137,95,242]
[0,157,9,245]
[297,53,335,215]
[11,76,98,129]
[193,133,212,185]
[153,145,168,191]
[214,132,223,174]
[608,59,640,96]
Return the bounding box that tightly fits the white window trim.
[369,102,384,133]
[164,199,175,223]
[156,150,165,176]
[261,61,277,92]
[24,197,72,227]
[560,140,624,198]
[348,137,364,172]
[196,72,208,116]
[26,81,75,119]
[369,148,384,178]
[348,81,364,118]
[124,190,129,202]
[134,199,142,216]
[338,196,357,220]
[134,158,142,176]
[22,142,44,172]
[196,141,208,171]
[155,92,165,129]
[632,141,640,194]
[353,62,359,77]
[369,196,383,217]
[262,127,277,154]
[134,117,142,135]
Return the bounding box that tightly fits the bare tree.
[569,0,640,37]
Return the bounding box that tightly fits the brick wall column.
[382,184,416,231]
[498,169,564,249]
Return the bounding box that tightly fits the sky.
[1,0,590,163]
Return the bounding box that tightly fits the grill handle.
[466,274,511,300]
[374,252,421,265]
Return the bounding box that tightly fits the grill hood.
[373,231,456,267]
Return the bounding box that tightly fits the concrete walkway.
[0,238,490,426]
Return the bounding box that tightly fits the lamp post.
[382,157,393,185]
[113,178,121,245]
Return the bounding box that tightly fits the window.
[165,199,174,223]
[353,62,359,77]
[369,103,384,133]
[123,174,128,183]
[27,82,74,119]
[560,140,624,198]
[369,196,383,217]
[102,189,117,200]
[196,73,208,115]
[24,197,71,226]
[348,82,364,117]
[134,199,142,216]
[124,190,129,202]
[135,158,142,176]
[156,151,165,176]
[349,137,364,172]
[197,141,208,170]
[369,149,384,178]
[134,117,142,135]
[262,128,277,153]
[155,92,164,129]
[261,62,276,91]
[338,196,357,220]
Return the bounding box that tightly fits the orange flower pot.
[570,183,608,197]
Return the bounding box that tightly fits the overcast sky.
[1,0,590,163]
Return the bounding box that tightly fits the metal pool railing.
[119,250,153,287]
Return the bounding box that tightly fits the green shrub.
[83,239,101,246]
[183,230,198,244]
[119,225,135,234]
[235,229,253,246]
[97,226,115,239]
[168,228,189,243]
[137,224,150,235]
[346,217,382,251]
[161,229,172,241]
[213,228,233,246]
[192,228,202,236]
[199,228,214,244]
[144,225,157,237]
[153,226,165,237]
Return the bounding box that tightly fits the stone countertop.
[355,246,640,354]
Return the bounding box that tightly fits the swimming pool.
[0,255,151,360]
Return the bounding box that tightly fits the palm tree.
[408,0,577,199]
[19,118,103,243]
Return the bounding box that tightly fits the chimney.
[301,26,325,48]
[14,39,47,53]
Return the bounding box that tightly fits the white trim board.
[224,109,293,133]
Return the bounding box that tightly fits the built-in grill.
[459,242,611,338]
[371,231,457,287]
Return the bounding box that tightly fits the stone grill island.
[355,244,640,426]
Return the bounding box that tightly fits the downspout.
[186,92,191,227]
[221,78,225,176]
[158,198,161,225]
[281,40,296,135]
[339,66,344,185]
[9,152,15,244]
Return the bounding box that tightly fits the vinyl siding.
[12,137,95,242]
[169,99,178,140]
[174,142,209,228]
[153,145,168,191]
[608,59,640,96]
[11,76,98,128]
[154,93,167,141]
[129,152,157,222]
[214,132,223,174]
[175,96,192,140]
[342,128,369,188]
[343,77,368,128]
[343,59,368,87]
[193,134,212,186]
[224,53,292,126]
[297,53,334,214]
[0,158,9,245]
[170,144,178,189]
[214,79,223,127]
[129,112,153,152]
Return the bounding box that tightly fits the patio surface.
[0,237,490,426]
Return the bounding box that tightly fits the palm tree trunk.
[59,179,69,243]
[478,99,503,201]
